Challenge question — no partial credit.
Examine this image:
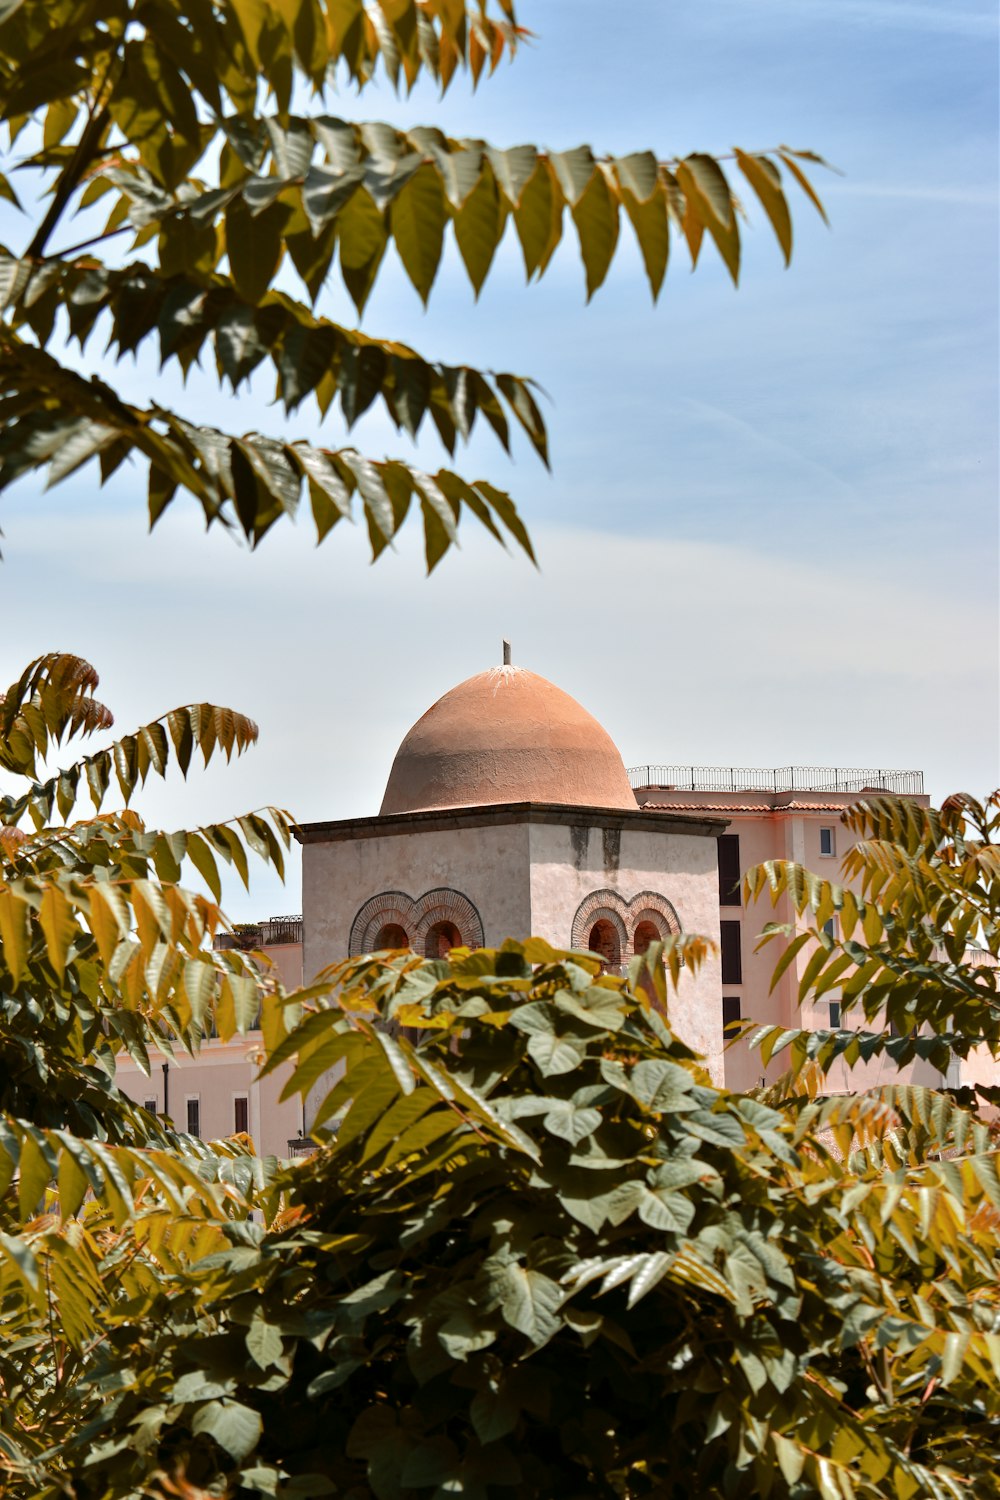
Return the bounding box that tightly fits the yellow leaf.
[734,148,792,265]
[0,888,31,985]
[38,882,76,982]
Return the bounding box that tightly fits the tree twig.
[25,105,112,260]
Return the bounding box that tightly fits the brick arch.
[571,890,630,955]
[628,893,682,953]
[411,888,485,951]
[349,887,485,957]
[571,889,682,961]
[349,890,416,955]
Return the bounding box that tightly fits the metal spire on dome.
[502,639,512,666]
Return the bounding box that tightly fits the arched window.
[589,918,621,970]
[375,922,409,950]
[633,919,661,956]
[351,889,484,957]
[425,919,462,959]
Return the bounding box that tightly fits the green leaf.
[17,1129,52,1218]
[0,1231,39,1292]
[191,1400,263,1461]
[622,186,669,300]
[542,1100,602,1145]
[513,161,560,279]
[527,1030,587,1077]
[496,1265,564,1346]
[390,163,446,303]
[226,199,285,305]
[246,1311,284,1370]
[336,189,388,313]
[571,164,619,299]
[453,162,504,295]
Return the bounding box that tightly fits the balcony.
[628,766,924,796]
[214,915,303,951]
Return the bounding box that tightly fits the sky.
[1,0,997,920]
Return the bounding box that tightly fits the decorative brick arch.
[349,890,417,955]
[628,892,682,953]
[571,889,682,962]
[410,888,485,952]
[571,890,630,956]
[349,887,485,957]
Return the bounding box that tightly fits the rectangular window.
[234,1096,249,1135]
[720,921,742,985]
[722,996,741,1040]
[717,834,742,907]
[822,917,837,940]
[186,1096,200,1137]
[819,826,835,857]
[828,1000,841,1028]
[143,1098,158,1115]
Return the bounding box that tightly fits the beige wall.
[527,821,724,1078]
[302,822,532,980]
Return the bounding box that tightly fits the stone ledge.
[296,801,729,844]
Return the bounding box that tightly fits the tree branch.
[24,104,111,261]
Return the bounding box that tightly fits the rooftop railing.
[628,766,925,796]
[214,915,303,951]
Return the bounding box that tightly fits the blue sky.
[1,0,997,919]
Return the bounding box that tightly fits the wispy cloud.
[748,0,997,37]
[829,183,998,206]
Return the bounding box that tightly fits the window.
[633,919,661,955]
[588,919,621,971]
[186,1096,200,1137]
[717,835,741,907]
[425,919,462,959]
[722,996,741,1040]
[234,1096,249,1135]
[143,1097,158,1115]
[828,1001,841,1028]
[720,921,742,985]
[375,922,409,949]
[822,917,837,940]
[819,826,835,857]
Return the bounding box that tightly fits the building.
[117,657,971,1144]
[299,664,728,1080]
[114,917,307,1158]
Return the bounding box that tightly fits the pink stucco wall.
[115,1038,304,1159]
[114,937,306,1159]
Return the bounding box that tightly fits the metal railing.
[215,915,303,951]
[628,766,925,796]
[286,1137,317,1159]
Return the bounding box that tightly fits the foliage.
[0,652,301,1140]
[745,792,1000,1101]
[2,943,1000,1498]
[0,0,830,568]
[1,662,1000,1498]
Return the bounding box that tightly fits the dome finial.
[502,639,512,666]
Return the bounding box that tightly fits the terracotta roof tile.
[640,800,848,813]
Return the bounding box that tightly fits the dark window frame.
[720,920,743,985]
[722,996,741,1040]
[717,834,742,907]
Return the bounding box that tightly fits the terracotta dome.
[380,667,637,815]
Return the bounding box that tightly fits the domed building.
[115,653,948,1147]
[299,659,728,1077]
